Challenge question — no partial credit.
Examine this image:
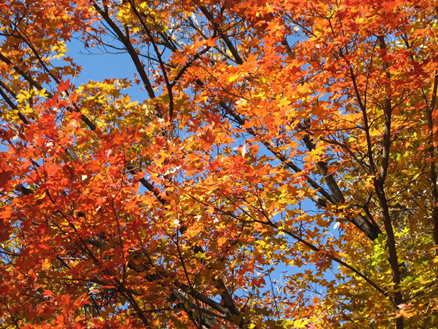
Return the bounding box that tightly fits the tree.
[0,0,438,327]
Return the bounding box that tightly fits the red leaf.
[0,220,11,242]
[0,170,12,189]
[58,78,71,92]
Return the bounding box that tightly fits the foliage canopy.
[1,0,438,328]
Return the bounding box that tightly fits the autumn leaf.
[57,78,71,92]
[0,0,438,328]
[0,170,12,189]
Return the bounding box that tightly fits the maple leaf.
[0,170,12,189]
[1,0,438,328]
[200,129,216,147]
[0,220,11,242]
[57,78,71,92]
